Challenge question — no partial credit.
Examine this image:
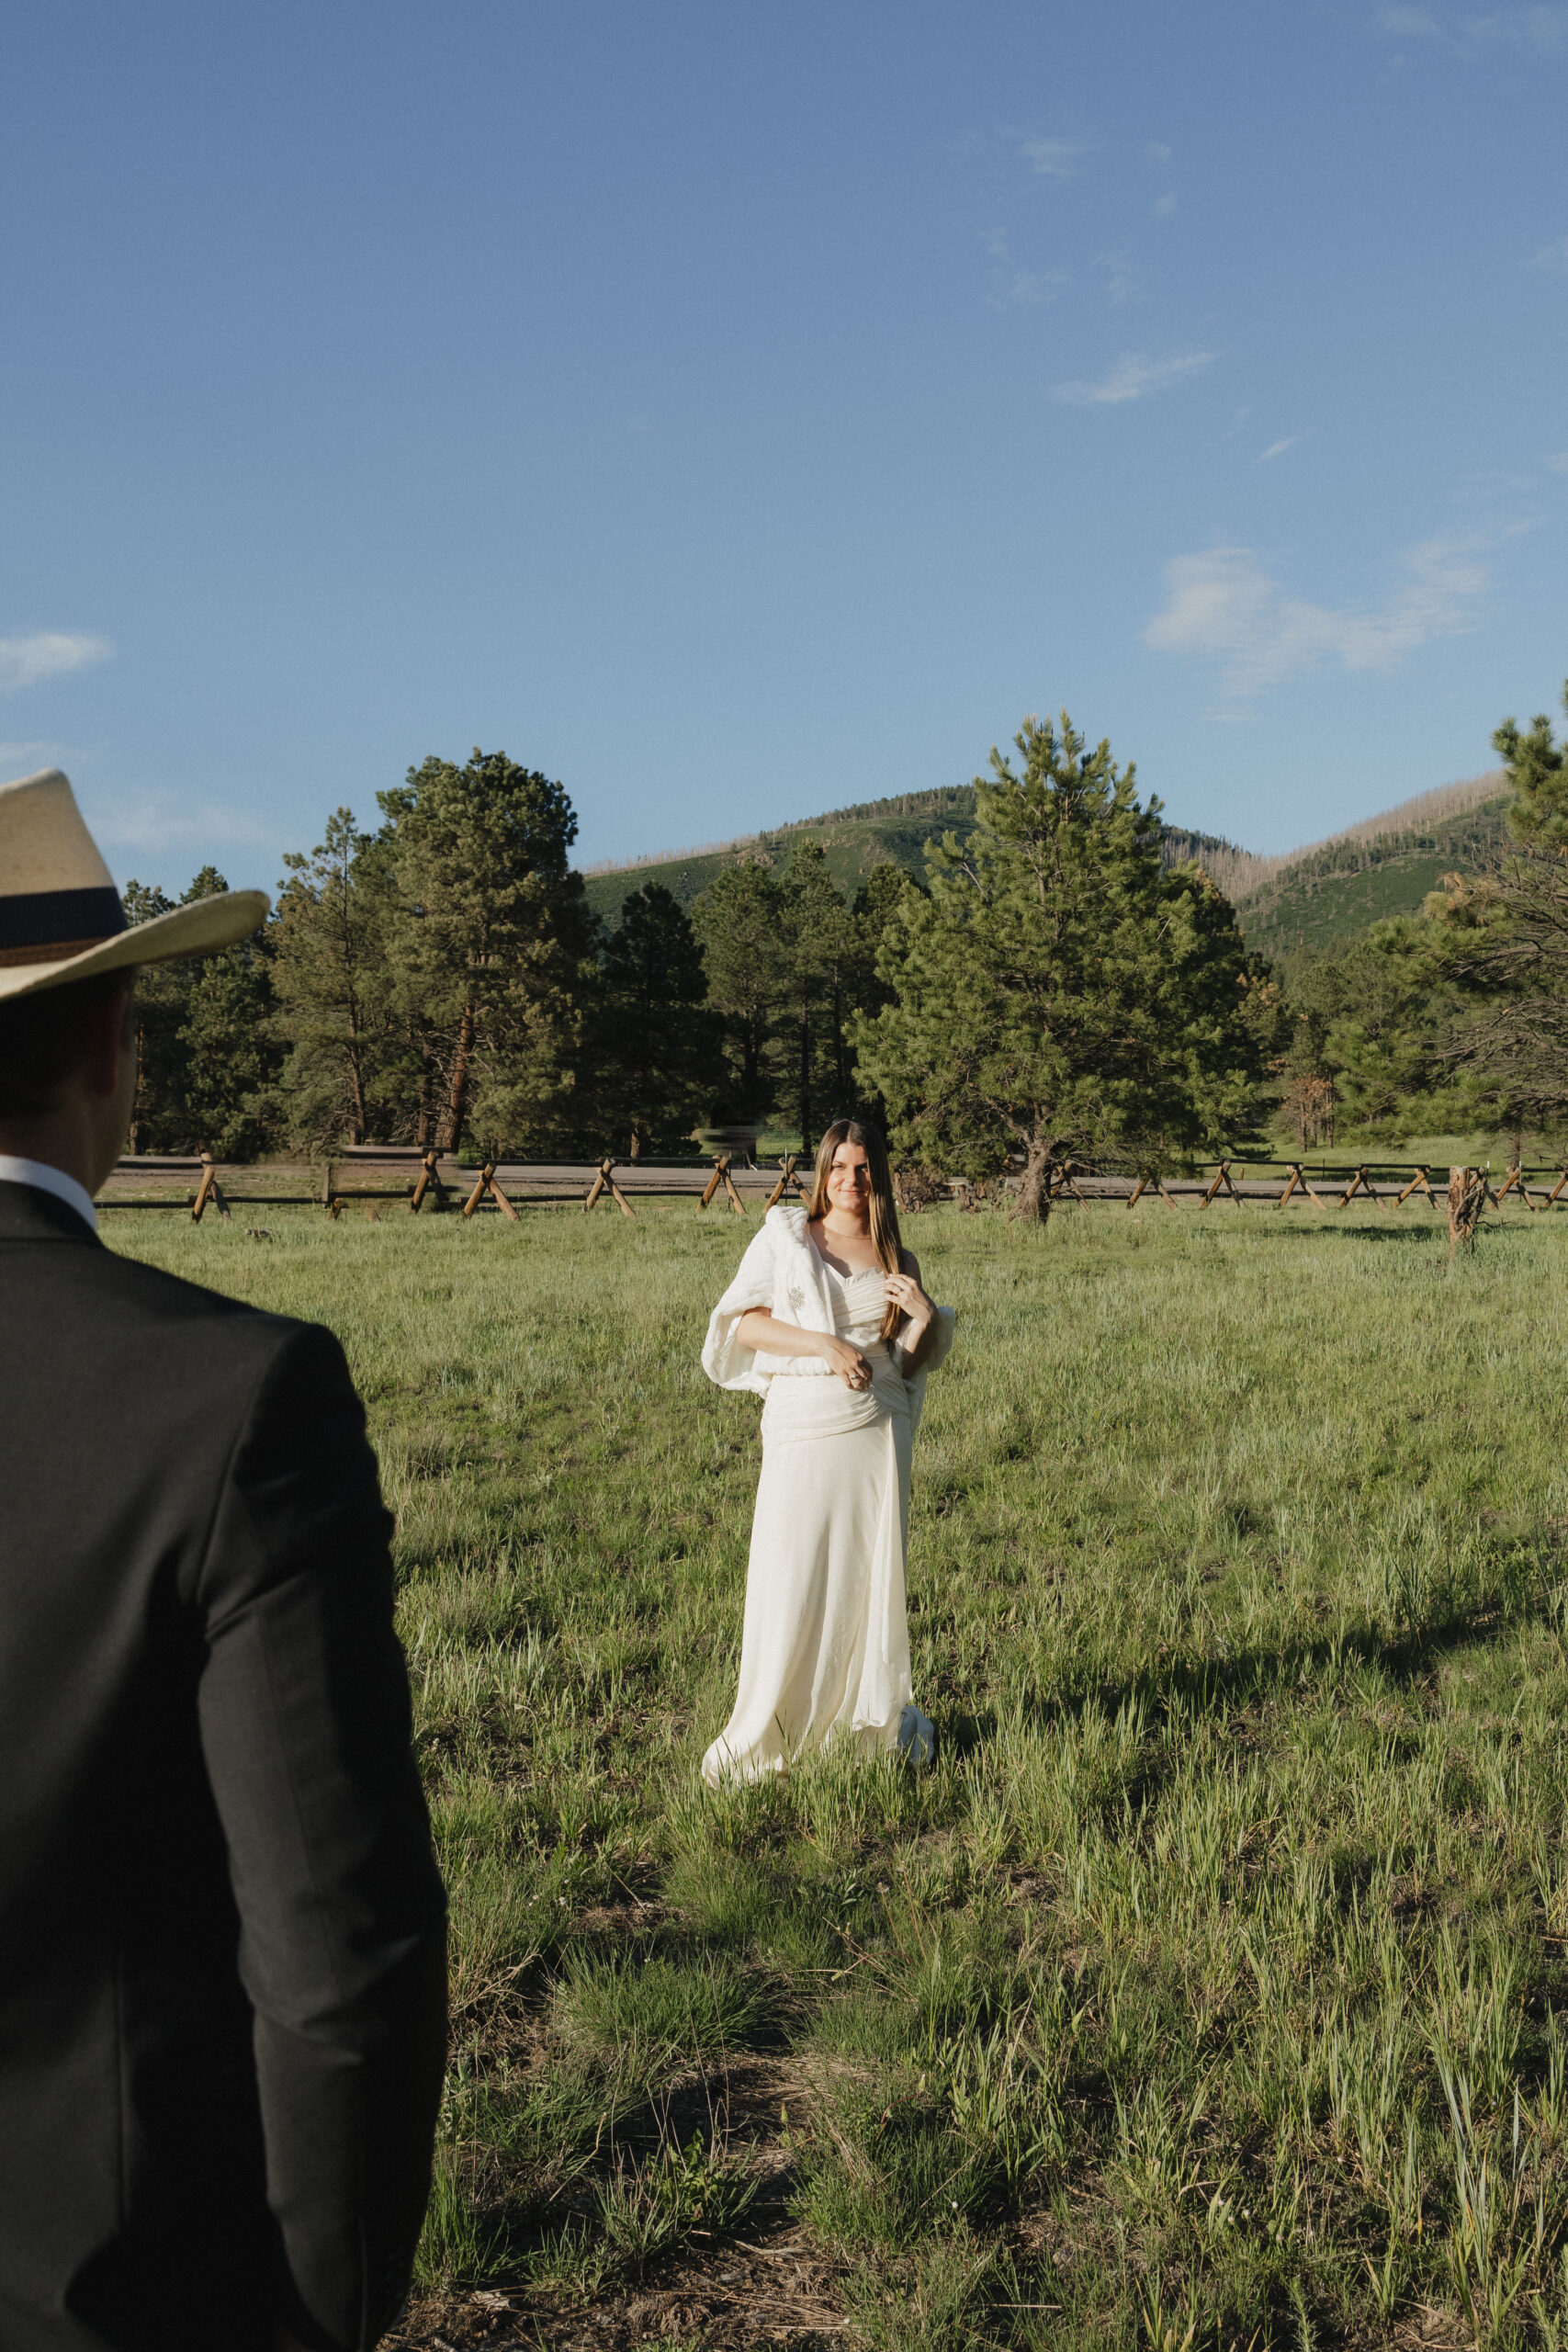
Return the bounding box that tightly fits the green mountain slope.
[583,775,1513,957]
[1234,795,1510,956]
[582,787,1241,925]
[581,788,980,923]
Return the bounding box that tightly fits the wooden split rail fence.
[95,1149,1568,1224]
[97,1147,812,1222]
[1037,1160,1568,1212]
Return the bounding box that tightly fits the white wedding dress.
[700,1210,955,1787]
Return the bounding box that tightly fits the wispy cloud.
[1547,451,1568,472]
[1154,192,1178,219]
[1019,135,1090,181]
[1257,434,1306,463]
[1052,349,1216,405]
[1145,537,1490,692]
[0,740,62,777]
[1374,2,1568,42]
[984,227,1066,308]
[0,631,113,693]
[1528,233,1568,270]
[1146,141,1172,163]
[83,791,275,859]
[1470,6,1568,46]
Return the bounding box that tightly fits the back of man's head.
[0,975,133,1127]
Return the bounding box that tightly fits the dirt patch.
[388,2222,853,2348]
[387,2054,853,2350]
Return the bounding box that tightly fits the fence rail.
[96,1150,1568,1224]
[97,1148,812,1222]
[1030,1159,1568,1214]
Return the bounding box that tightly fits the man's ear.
[84,981,136,1100]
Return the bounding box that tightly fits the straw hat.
[0,769,268,1002]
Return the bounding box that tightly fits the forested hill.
[1231,778,1509,956]
[582,786,1239,925]
[581,788,981,922]
[585,770,1512,957]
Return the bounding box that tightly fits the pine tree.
[121,870,279,1157]
[175,867,282,1159]
[1495,677,1568,850]
[271,810,404,1147]
[778,840,855,1154]
[586,883,726,1154]
[1429,680,1568,1135]
[122,879,184,1153]
[855,713,1265,1219]
[692,861,788,1122]
[377,750,596,1154]
[850,864,925,1125]
[1287,919,1458,1139]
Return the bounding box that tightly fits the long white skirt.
[702,1348,914,1787]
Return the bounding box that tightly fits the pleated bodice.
[824,1260,888,1347]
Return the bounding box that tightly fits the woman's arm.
[885,1252,939,1373]
[735,1308,874,1390]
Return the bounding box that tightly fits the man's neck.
[0,1114,99,1200]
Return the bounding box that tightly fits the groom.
[0,771,447,2352]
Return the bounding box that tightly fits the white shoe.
[897,1704,937,1767]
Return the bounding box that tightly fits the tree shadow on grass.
[1240,1218,1450,1245]
[945,1572,1544,1763]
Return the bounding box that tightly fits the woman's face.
[826,1141,873,1218]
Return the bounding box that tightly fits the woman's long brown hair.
[806,1118,906,1341]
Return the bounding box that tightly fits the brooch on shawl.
[786,1281,807,1310]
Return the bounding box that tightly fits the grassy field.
[112,1197,1568,2351]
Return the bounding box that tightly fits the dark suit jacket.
[0,1182,447,2352]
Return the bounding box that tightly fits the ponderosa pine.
[377,750,596,1156]
[854,712,1266,1220]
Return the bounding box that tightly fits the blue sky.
[3,1,1565,891]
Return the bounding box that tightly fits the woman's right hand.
[821,1335,874,1391]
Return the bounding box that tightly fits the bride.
[700,1119,955,1787]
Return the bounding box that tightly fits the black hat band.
[0,885,126,960]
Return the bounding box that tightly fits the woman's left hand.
[885,1269,934,1330]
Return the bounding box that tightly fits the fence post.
[410,1149,447,1215]
[761,1155,802,1212]
[191,1154,219,1224]
[583,1158,635,1218]
[1494,1165,1538,1211]
[462,1161,520,1220]
[1338,1165,1386,1210]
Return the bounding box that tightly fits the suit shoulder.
[89,1245,273,1320]
[73,1249,335,1372]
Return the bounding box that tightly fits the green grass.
[112,1196,1568,2347]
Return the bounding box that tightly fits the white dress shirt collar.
[0,1155,98,1235]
